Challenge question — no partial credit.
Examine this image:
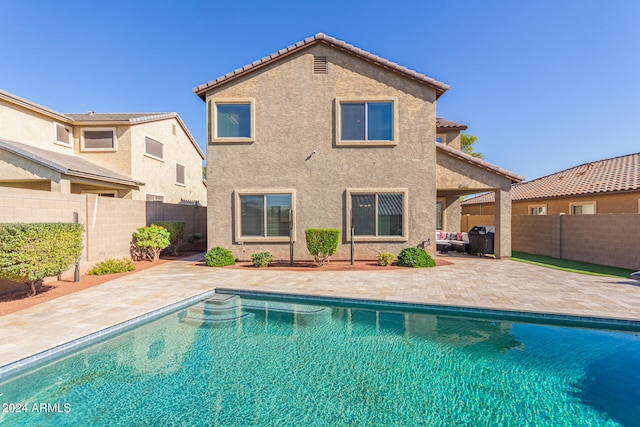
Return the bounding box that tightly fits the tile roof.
[436,143,524,183]
[193,33,450,100]
[436,117,468,130]
[0,138,144,187]
[462,152,640,204]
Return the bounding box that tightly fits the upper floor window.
[214,100,254,142]
[347,189,407,241]
[81,128,116,151]
[145,136,164,160]
[435,136,443,144]
[570,202,595,214]
[235,190,294,241]
[176,163,185,186]
[54,123,72,146]
[146,194,164,202]
[529,205,546,215]
[340,101,393,141]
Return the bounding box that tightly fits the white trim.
[234,189,296,243]
[143,134,165,161]
[175,162,186,186]
[346,188,408,242]
[53,122,73,148]
[336,98,398,147]
[80,127,117,152]
[212,98,255,143]
[81,190,117,197]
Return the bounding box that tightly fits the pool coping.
[0,289,217,380]
[215,288,640,332]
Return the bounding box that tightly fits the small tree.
[305,228,340,266]
[152,221,185,256]
[461,133,483,159]
[0,223,83,296]
[133,224,170,262]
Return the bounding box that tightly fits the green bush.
[377,252,395,267]
[305,228,340,266]
[188,232,202,244]
[133,224,171,262]
[397,247,436,268]
[0,223,84,296]
[251,251,273,267]
[88,258,135,275]
[152,221,185,256]
[205,247,235,267]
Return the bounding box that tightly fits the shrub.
[152,221,185,256]
[188,233,202,244]
[377,252,395,267]
[397,247,436,268]
[305,228,340,266]
[88,258,135,275]
[0,223,84,296]
[251,251,273,267]
[133,224,171,262]
[205,247,235,267]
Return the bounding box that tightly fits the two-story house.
[0,89,206,204]
[194,33,522,261]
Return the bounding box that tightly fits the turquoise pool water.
[1,295,639,426]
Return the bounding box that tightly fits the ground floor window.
[347,189,407,240]
[570,202,596,214]
[528,204,547,215]
[236,191,294,240]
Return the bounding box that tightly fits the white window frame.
[212,98,255,143]
[570,201,596,215]
[336,98,398,147]
[145,193,165,202]
[346,188,408,242]
[81,190,117,197]
[234,189,296,243]
[80,128,117,152]
[528,204,547,215]
[144,135,165,161]
[175,163,186,186]
[53,122,73,148]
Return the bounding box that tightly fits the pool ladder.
[182,294,251,327]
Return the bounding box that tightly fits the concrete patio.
[1,254,640,371]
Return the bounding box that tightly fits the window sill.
[237,237,292,244]
[336,140,397,147]
[347,236,407,243]
[80,148,117,153]
[211,137,254,144]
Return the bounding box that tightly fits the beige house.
[194,33,522,261]
[462,152,640,217]
[0,89,206,204]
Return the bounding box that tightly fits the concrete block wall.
[512,213,639,270]
[460,214,495,233]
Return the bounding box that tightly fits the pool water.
[1,295,640,426]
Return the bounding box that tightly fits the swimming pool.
[1,294,639,426]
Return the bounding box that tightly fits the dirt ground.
[1,256,452,316]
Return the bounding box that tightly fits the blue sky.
[1,0,638,181]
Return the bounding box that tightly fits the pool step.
[182,294,249,327]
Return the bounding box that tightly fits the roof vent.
[313,56,327,74]
[87,111,94,115]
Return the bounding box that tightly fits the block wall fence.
[463,213,639,270]
[0,187,206,284]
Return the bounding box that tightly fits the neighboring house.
[462,152,640,216]
[193,33,522,260]
[0,89,206,204]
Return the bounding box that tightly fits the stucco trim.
[345,188,408,242]
[211,98,256,144]
[234,189,297,243]
[335,98,398,147]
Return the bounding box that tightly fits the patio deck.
[1,254,640,371]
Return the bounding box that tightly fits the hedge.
[0,223,84,296]
[305,228,340,266]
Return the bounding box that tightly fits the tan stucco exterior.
[204,44,437,260]
[200,40,519,261]
[0,90,206,204]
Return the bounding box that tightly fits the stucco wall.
[130,119,206,204]
[205,44,437,260]
[0,99,75,155]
